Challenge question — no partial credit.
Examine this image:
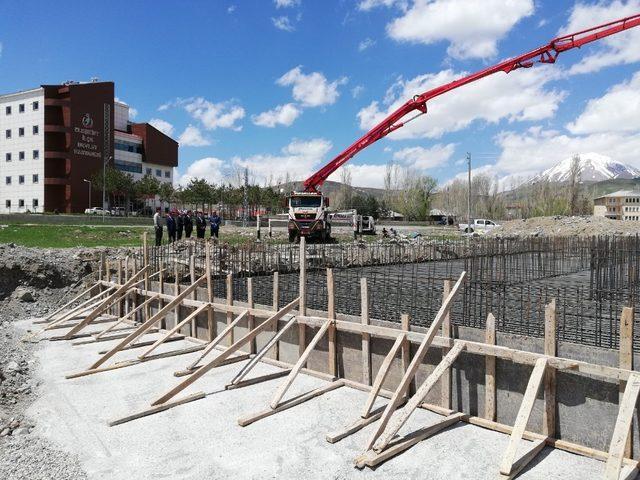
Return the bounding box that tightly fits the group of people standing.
[153,208,222,246]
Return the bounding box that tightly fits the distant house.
[593,190,640,220]
[383,210,404,220]
[428,208,456,225]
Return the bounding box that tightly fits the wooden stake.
[485,313,497,422]
[247,277,255,354]
[606,372,640,480]
[226,273,234,346]
[273,271,280,361]
[206,241,215,341]
[619,306,634,459]
[543,299,557,438]
[298,237,307,357]
[361,278,371,386]
[441,279,452,409]
[327,269,337,377]
[401,314,411,395]
[189,254,197,337]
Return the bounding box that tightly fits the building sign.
[73,112,102,159]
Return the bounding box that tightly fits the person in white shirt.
[153,207,163,246]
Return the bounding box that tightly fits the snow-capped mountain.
[532,153,640,183]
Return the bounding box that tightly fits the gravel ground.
[487,215,640,237]
[0,244,109,479]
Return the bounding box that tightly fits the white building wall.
[114,102,129,132]
[0,89,45,213]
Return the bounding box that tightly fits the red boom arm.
[303,14,640,192]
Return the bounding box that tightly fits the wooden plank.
[46,287,116,329]
[181,310,249,373]
[441,279,452,409]
[86,275,207,371]
[361,277,371,386]
[226,369,291,391]
[485,313,497,421]
[98,335,185,354]
[226,273,234,346]
[205,241,215,341]
[41,282,99,324]
[247,277,255,354]
[499,357,548,476]
[108,391,206,426]
[620,307,635,459]
[152,297,299,406]
[374,342,465,452]
[94,294,158,339]
[273,271,280,361]
[364,271,467,451]
[270,319,331,409]
[66,344,207,379]
[361,333,406,418]
[356,412,465,469]
[62,266,150,339]
[238,380,343,427]
[498,438,547,480]
[401,314,411,395]
[138,303,210,359]
[606,372,640,480]
[327,405,386,444]
[543,299,557,438]
[230,316,297,386]
[327,269,337,377]
[189,254,197,336]
[298,237,307,357]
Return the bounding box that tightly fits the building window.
[115,140,143,154]
[18,103,25,113]
[5,200,10,209]
[5,129,11,139]
[18,199,24,208]
[32,125,39,135]
[33,174,39,183]
[146,168,152,175]
[114,160,142,174]
[18,175,24,185]
[33,150,39,160]
[155,169,161,177]
[5,153,11,162]
[18,127,25,137]
[5,177,11,185]
[33,199,38,208]
[19,151,24,161]
[5,106,11,115]
[32,101,39,111]
[164,170,170,178]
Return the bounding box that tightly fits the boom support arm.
[303,14,640,192]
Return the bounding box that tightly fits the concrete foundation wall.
[136,280,633,455]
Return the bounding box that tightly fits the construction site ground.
[3,315,606,480]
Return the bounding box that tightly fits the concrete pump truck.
[286,14,640,243]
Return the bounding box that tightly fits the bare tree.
[568,154,583,215]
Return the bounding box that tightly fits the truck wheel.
[465,227,474,234]
[288,231,297,243]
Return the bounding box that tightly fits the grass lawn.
[0,225,153,248]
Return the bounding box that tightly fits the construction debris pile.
[487,215,640,238]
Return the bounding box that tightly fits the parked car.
[110,207,126,216]
[84,207,111,215]
[458,219,500,234]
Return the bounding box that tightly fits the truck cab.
[287,191,331,242]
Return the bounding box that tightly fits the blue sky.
[1,0,639,189]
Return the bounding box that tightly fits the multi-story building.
[0,80,177,213]
[593,190,640,220]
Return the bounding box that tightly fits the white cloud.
[563,1,640,75]
[149,118,175,136]
[275,0,300,7]
[158,102,170,111]
[351,85,365,98]
[232,138,333,184]
[252,103,302,128]
[357,67,565,140]
[272,16,295,32]
[177,157,226,186]
[567,71,640,135]
[128,107,138,120]
[182,97,245,131]
[227,5,236,13]
[358,0,408,11]
[385,0,534,59]
[277,66,348,107]
[392,143,455,169]
[178,125,212,147]
[328,163,390,188]
[358,37,376,51]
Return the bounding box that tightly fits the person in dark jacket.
[166,210,176,243]
[176,211,184,240]
[184,210,193,238]
[195,211,207,239]
[209,211,221,239]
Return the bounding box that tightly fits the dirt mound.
[487,216,640,238]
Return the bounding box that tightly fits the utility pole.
[467,152,471,234]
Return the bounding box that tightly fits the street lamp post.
[83,179,91,210]
[102,155,112,223]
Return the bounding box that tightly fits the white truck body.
[458,218,500,234]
